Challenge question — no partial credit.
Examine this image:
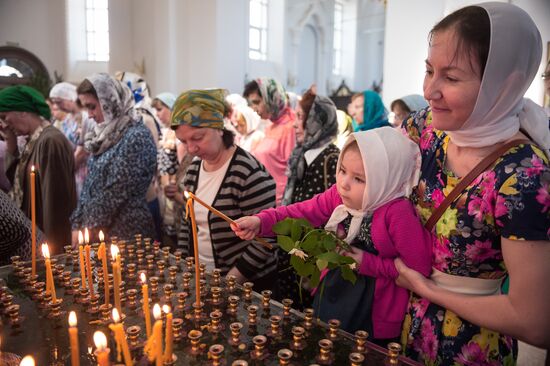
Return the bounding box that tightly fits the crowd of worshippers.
[1,3,549,365]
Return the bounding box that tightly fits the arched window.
[85,0,110,61]
[0,46,50,96]
[249,0,268,60]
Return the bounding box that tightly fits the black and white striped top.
[177,146,277,280]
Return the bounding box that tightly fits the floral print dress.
[401,109,550,366]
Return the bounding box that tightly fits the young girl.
[232,126,434,344]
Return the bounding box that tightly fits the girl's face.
[79,93,104,123]
[336,145,366,211]
[294,104,305,144]
[423,29,482,131]
[154,104,172,127]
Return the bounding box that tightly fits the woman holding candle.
[165,89,277,289]
[70,73,157,242]
[0,85,77,254]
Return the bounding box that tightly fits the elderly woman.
[168,89,277,289]
[397,4,550,364]
[243,78,296,205]
[0,85,76,254]
[70,73,157,242]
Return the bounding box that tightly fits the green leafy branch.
[273,218,357,300]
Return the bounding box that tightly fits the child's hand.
[231,216,261,241]
[342,247,364,267]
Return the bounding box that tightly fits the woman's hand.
[231,216,261,241]
[341,247,364,267]
[394,257,431,295]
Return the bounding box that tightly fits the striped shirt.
[177,146,277,280]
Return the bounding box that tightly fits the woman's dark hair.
[390,99,411,114]
[76,79,98,99]
[430,6,490,77]
[299,88,316,126]
[243,80,260,99]
[222,129,235,148]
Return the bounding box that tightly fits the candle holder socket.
[354,330,369,354]
[247,304,258,325]
[242,282,253,301]
[267,315,282,338]
[277,349,293,366]
[226,275,236,292]
[290,326,306,351]
[227,295,239,316]
[185,257,194,272]
[250,335,268,361]
[209,310,223,333]
[188,329,203,356]
[328,319,341,341]
[208,344,225,366]
[172,317,186,341]
[47,298,64,319]
[349,352,365,366]
[303,308,315,329]
[386,342,401,365]
[316,339,334,365]
[126,325,142,349]
[168,266,178,285]
[228,322,243,346]
[282,298,293,318]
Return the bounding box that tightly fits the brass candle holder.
[185,257,194,272]
[226,275,236,292]
[54,264,65,281]
[177,292,188,314]
[163,284,174,305]
[199,263,206,279]
[210,286,222,306]
[354,330,368,354]
[126,325,142,349]
[188,329,203,356]
[243,282,253,301]
[71,248,80,268]
[172,317,185,341]
[209,310,223,334]
[6,304,21,328]
[228,322,243,346]
[70,278,81,301]
[303,308,315,329]
[87,294,100,315]
[152,241,160,258]
[267,315,282,338]
[162,246,171,262]
[209,344,225,366]
[146,254,155,274]
[211,268,222,287]
[182,272,192,292]
[250,335,268,361]
[126,244,135,259]
[261,290,272,309]
[316,339,334,365]
[157,259,166,280]
[277,349,293,366]
[282,298,293,318]
[20,268,32,285]
[328,319,340,341]
[126,263,137,283]
[168,266,178,285]
[63,245,73,257]
[62,271,72,290]
[199,279,207,299]
[231,361,248,366]
[43,291,52,310]
[2,293,14,310]
[150,276,159,301]
[47,298,64,319]
[143,237,151,252]
[247,304,258,326]
[290,326,306,351]
[136,249,145,268]
[192,301,205,322]
[99,303,113,324]
[173,249,183,271]
[227,295,239,316]
[32,281,45,302]
[133,234,140,247]
[126,288,138,312]
[386,342,401,365]
[349,352,365,366]
[78,287,90,305]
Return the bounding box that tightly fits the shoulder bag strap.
[425,139,531,231]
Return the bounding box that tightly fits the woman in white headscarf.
[232,104,264,153]
[398,3,550,364]
[70,73,157,242]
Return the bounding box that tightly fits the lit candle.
[98,231,110,306]
[93,331,110,366]
[85,244,94,297]
[30,165,36,277]
[184,191,272,249]
[109,308,133,366]
[19,355,35,366]
[163,305,173,363]
[111,245,121,314]
[184,194,201,305]
[68,311,80,366]
[42,243,57,301]
[78,231,86,289]
[144,304,163,366]
[140,272,152,338]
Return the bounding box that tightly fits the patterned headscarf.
[170,89,228,130]
[256,78,289,122]
[0,85,51,120]
[282,95,339,205]
[83,73,140,155]
[352,90,390,132]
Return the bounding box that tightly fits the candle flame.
[93,331,107,350]
[153,303,161,320]
[140,272,147,284]
[162,304,171,314]
[183,190,190,199]
[110,244,119,261]
[68,311,77,327]
[41,243,50,259]
[78,230,84,245]
[84,228,90,244]
[99,230,105,242]
[112,308,120,323]
[19,356,35,366]
[31,165,35,173]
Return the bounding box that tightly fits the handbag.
[425,139,531,231]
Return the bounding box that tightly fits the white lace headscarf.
[325,127,421,243]
[446,2,550,159]
[83,73,140,155]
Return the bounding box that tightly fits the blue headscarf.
[352,90,390,132]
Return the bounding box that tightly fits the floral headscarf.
[83,73,139,155]
[256,78,290,123]
[170,89,228,130]
[282,95,338,205]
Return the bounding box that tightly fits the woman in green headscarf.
[350,90,391,132]
[0,85,76,254]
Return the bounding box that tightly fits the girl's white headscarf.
[235,104,262,136]
[446,2,550,158]
[325,127,421,243]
